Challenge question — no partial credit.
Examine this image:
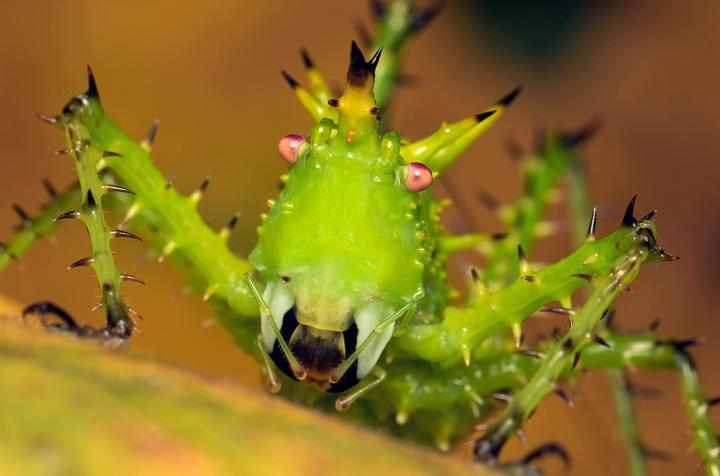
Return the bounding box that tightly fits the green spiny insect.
[5,1,719,474]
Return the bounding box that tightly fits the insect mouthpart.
[270,305,360,392]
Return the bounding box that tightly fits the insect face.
[249,42,431,392]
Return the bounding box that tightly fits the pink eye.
[404,162,433,192]
[278,134,305,165]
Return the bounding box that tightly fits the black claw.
[281,70,299,89]
[328,98,340,107]
[41,178,59,200]
[67,257,93,269]
[475,110,497,123]
[53,210,80,222]
[36,113,59,125]
[86,65,100,101]
[520,442,571,470]
[586,207,598,240]
[120,273,146,285]
[111,229,142,241]
[300,48,314,69]
[22,300,79,330]
[621,194,638,228]
[103,184,135,195]
[102,150,123,158]
[144,118,160,147]
[649,317,661,332]
[592,334,611,348]
[561,118,603,149]
[498,86,522,107]
[517,243,527,265]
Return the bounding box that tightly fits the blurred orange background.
[0,1,718,474]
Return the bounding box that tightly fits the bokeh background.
[0,1,718,474]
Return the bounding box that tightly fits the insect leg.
[335,367,387,412]
[255,334,281,393]
[243,273,307,381]
[331,302,415,383]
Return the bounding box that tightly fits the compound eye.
[278,134,305,165]
[403,162,433,192]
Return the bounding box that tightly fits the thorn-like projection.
[219,212,241,242]
[626,380,663,399]
[571,351,582,370]
[12,203,32,228]
[573,273,594,283]
[367,46,383,75]
[370,0,386,20]
[102,184,135,195]
[622,194,638,228]
[491,391,513,403]
[111,229,142,241]
[475,110,496,123]
[141,118,160,152]
[67,257,94,269]
[409,0,446,32]
[85,190,97,209]
[102,150,122,158]
[300,48,314,69]
[640,209,657,221]
[190,176,211,205]
[281,70,299,89]
[476,190,499,212]
[592,334,611,348]
[517,243,529,273]
[55,148,71,155]
[86,65,100,101]
[36,113,58,125]
[120,273,146,285]
[503,137,524,161]
[561,118,603,148]
[519,349,545,359]
[707,397,720,407]
[53,210,80,222]
[498,86,522,107]
[649,317,661,332]
[540,307,575,316]
[671,337,706,353]
[515,429,528,445]
[640,445,673,462]
[520,442,571,469]
[41,178,59,200]
[553,384,573,407]
[586,207,598,241]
